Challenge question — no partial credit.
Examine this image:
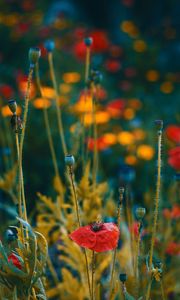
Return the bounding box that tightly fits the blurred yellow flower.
[95,111,110,124]
[160,81,173,94]
[74,93,93,113]
[33,98,51,109]
[121,21,139,37]
[59,83,71,94]
[1,105,21,117]
[137,145,154,160]
[146,70,159,82]
[63,72,81,84]
[133,40,147,52]
[117,131,135,145]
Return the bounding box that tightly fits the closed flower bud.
[65,155,75,167]
[135,207,146,220]
[5,229,17,243]
[84,37,93,47]
[155,120,163,130]
[44,39,55,52]
[29,47,41,66]
[119,273,127,283]
[8,99,17,114]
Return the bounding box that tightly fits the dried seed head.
[65,154,75,167]
[29,47,41,67]
[84,37,93,47]
[119,273,127,283]
[135,207,146,220]
[44,39,55,52]
[8,99,17,114]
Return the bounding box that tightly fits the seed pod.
[155,119,163,130]
[84,37,93,47]
[119,273,127,283]
[29,47,41,66]
[65,154,75,167]
[8,99,17,114]
[44,39,55,52]
[4,229,17,243]
[135,207,146,220]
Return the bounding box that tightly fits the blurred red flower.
[168,147,180,170]
[90,30,109,53]
[166,242,180,256]
[87,137,108,151]
[0,84,14,98]
[163,205,180,219]
[70,222,119,252]
[8,253,22,270]
[105,59,121,72]
[73,40,86,60]
[107,99,125,117]
[166,125,180,143]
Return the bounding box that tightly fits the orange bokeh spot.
[33,98,51,109]
[121,21,139,37]
[95,111,110,124]
[1,105,21,117]
[128,98,142,110]
[74,92,93,113]
[125,155,137,165]
[123,108,135,120]
[63,72,81,84]
[102,133,117,145]
[160,81,173,94]
[133,129,146,141]
[41,87,55,99]
[133,40,147,52]
[19,81,36,99]
[59,83,71,94]
[146,70,159,82]
[137,145,154,160]
[117,131,135,145]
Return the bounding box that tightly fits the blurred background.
[0,0,179,219]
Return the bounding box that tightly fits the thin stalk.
[47,256,59,286]
[48,52,67,156]
[32,288,37,300]
[91,86,98,190]
[134,222,141,299]
[109,188,124,298]
[35,63,63,199]
[149,128,163,268]
[91,250,95,300]
[160,280,166,300]
[68,166,91,299]
[145,278,152,300]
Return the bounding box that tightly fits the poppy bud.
[155,120,163,131]
[84,37,93,47]
[135,207,146,220]
[119,273,127,283]
[29,47,41,67]
[10,115,23,133]
[8,253,22,270]
[65,154,75,167]
[4,229,16,243]
[44,39,55,52]
[8,99,17,114]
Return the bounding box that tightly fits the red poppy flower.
[166,242,180,256]
[0,84,14,98]
[8,253,22,270]
[87,137,108,151]
[166,125,180,143]
[107,99,125,117]
[168,147,180,170]
[90,30,109,53]
[70,222,119,252]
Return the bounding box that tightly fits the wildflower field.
[0,0,179,299]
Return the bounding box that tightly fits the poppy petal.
[92,223,119,252]
[70,225,96,249]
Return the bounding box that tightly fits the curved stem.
[48,52,67,156]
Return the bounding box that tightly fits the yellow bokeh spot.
[125,155,137,165]
[103,133,117,145]
[128,98,142,110]
[160,81,173,94]
[121,21,139,37]
[1,105,21,117]
[95,111,110,124]
[63,72,81,84]
[133,40,147,52]
[41,87,55,99]
[117,131,135,146]
[59,83,71,94]
[137,145,154,160]
[124,108,135,120]
[146,70,159,82]
[33,98,51,109]
[133,129,146,141]
[84,113,93,126]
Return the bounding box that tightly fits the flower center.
[90,222,104,232]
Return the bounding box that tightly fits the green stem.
[109,188,124,298]
[48,52,67,156]
[68,166,91,299]
[145,278,152,300]
[91,250,95,300]
[35,63,63,200]
[160,280,166,300]
[91,86,98,190]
